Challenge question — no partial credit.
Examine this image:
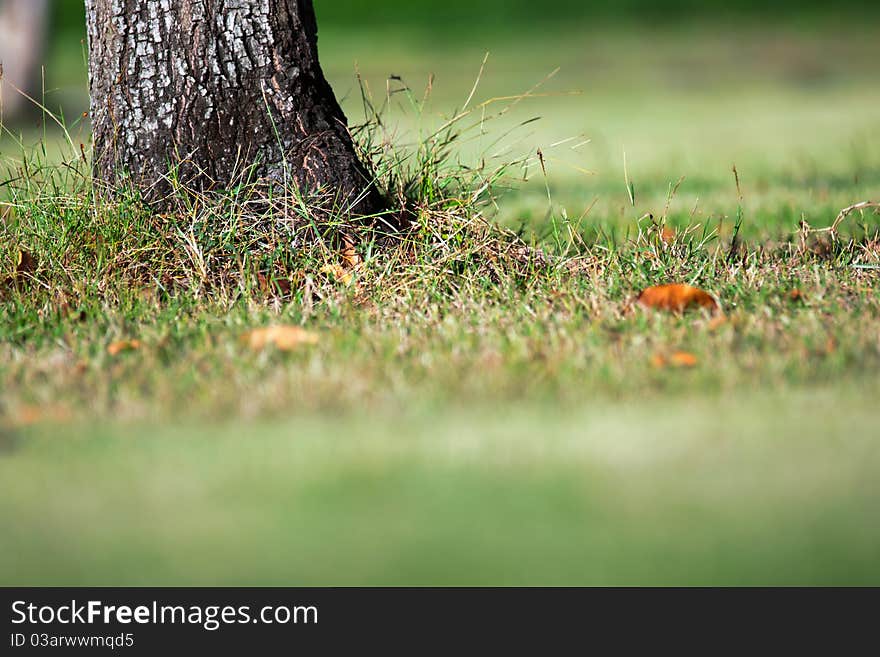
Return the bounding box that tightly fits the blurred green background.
[49,0,880,31]
[31,0,880,239]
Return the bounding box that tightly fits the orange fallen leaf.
[669,351,699,367]
[244,326,319,352]
[107,340,142,356]
[637,283,718,313]
[652,351,699,369]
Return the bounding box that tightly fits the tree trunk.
[85,0,384,216]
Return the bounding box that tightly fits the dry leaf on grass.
[660,227,677,244]
[107,340,142,356]
[256,273,294,297]
[2,249,37,289]
[670,351,699,367]
[341,239,362,268]
[13,403,72,427]
[319,264,354,286]
[652,351,699,369]
[15,249,37,276]
[244,326,319,352]
[637,283,718,313]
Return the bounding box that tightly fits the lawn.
[1,20,879,585]
[3,390,879,586]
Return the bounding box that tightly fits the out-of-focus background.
[2,0,879,233]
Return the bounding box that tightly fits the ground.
[0,21,878,585]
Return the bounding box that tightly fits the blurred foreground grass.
[2,387,878,586]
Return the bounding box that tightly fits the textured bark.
[85,0,383,215]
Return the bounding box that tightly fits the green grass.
[3,389,879,586]
[321,24,880,241]
[1,22,879,585]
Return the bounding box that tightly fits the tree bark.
[85,0,384,216]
